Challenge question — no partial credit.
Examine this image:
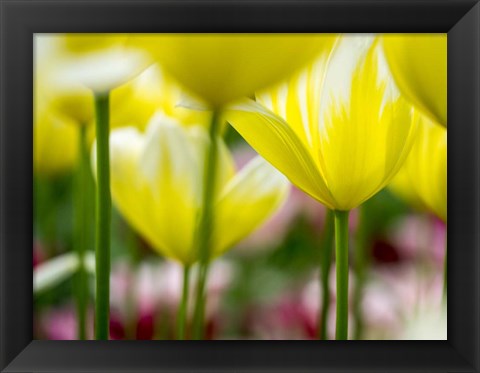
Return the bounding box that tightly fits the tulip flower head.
[226,35,417,211]
[36,34,208,129]
[382,34,447,127]
[35,34,140,126]
[93,113,289,265]
[51,34,150,94]
[135,34,337,107]
[390,113,447,221]
[35,36,206,176]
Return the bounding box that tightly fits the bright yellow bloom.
[390,112,447,221]
[388,159,427,212]
[111,65,211,131]
[35,34,209,128]
[96,114,289,265]
[34,34,151,142]
[34,35,210,176]
[135,34,337,107]
[34,107,78,176]
[382,34,447,127]
[34,36,79,175]
[226,36,417,211]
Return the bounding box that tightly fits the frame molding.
[1,0,479,371]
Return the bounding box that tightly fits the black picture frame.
[1,0,479,371]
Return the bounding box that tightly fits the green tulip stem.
[353,203,370,340]
[318,209,334,340]
[334,210,350,340]
[192,109,221,340]
[177,265,191,340]
[94,92,111,340]
[74,125,89,340]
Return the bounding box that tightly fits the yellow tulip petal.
[382,34,447,126]
[256,55,330,153]
[186,125,236,197]
[110,65,211,131]
[34,108,78,176]
[61,33,128,54]
[55,47,150,93]
[136,34,337,106]
[396,113,447,221]
[389,163,428,212]
[316,36,416,210]
[104,117,200,264]
[107,127,164,253]
[212,156,290,256]
[225,100,335,208]
[138,116,201,263]
[35,35,94,125]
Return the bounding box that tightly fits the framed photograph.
[1,0,479,372]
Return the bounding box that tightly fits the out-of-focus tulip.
[135,34,337,107]
[390,113,447,221]
[34,36,208,176]
[34,107,78,175]
[35,34,127,124]
[35,34,94,125]
[94,113,289,265]
[36,35,155,127]
[388,158,427,213]
[226,36,417,211]
[382,34,447,127]
[35,34,208,129]
[49,33,150,94]
[110,65,211,131]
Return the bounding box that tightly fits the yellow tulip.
[34,107,78,176]
[388,158,427,212]
[34,37,207,176]
[110,65,211,131]
[226,35,417,211]
[135,34,337,107]
[34,37,78,175]
[36,34,208,129]
[35,34,128,123]
[52,33,150,94]
[35,33,151,131]
[96,113,289,265]
[382,34,447,127]
[390,112,447,221]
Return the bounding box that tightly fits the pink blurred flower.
[246,293,316,340]
[108,259,234,340]
[389,214,446,266]
[37,304,94,340]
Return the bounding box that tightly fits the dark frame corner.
[1,0,479,372]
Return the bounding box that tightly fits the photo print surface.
[34,34,447,340]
